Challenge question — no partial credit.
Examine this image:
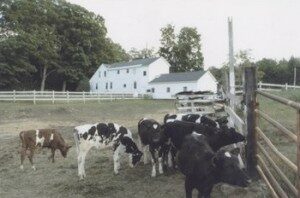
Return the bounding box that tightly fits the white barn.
[149,71,218,99]
[89,57,218,99]
[89,57,170,95]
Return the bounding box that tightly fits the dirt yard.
[0,100,268,198]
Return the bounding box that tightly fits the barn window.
[105,82,108,90]
[166,87,170,93]
[117,70,120,74]
[98,71,101,78]
[151,88,155,93]
[146,89,151,93]
[104,71,106,77]
[110,82,113,89]
[126,69,129,73]
[183,86,187,91]
[123,84,126,88]
[143,71,147,76]
[134,81,137,89]
[96,83,98,90]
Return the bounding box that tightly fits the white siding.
[196,71,218,93]
[148,57,170,81]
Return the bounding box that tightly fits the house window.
[110,82,113,89]
[96,83,98,90]
[104,71,106,77]
[123,84,126,88]
[126,69,129,73]
[105,82,108,90]
[143,71,147,76]
[151,88,155,93]
[166,87,170,93]
[134,81,137,89]
[117,70,120,74]
[98,71,101,78]
[183,86,187,91]
[146,89,151,93]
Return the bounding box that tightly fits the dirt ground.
[0,100,268,198]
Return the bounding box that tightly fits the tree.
[159,24,204,72]
[129,47,156,59]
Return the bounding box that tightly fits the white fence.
[0,91,147,104]
[258,82,300,91]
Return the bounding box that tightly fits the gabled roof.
[105,57,160,69]
[149,70,206,83]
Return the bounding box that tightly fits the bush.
[76,77,90,92]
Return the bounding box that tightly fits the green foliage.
[159,24,204,72]
[75,76,90,91]
[0,0,129,90]
[129,47,156,59]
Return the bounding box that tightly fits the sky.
[67,0,300,69]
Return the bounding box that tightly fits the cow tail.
[73,129,80,154]
[163,114,170,124]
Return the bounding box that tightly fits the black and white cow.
[164,113,227,128]
[138,118,169,177]
[178,133,249,198]
[163,121,245,168]
[73,123,143,179]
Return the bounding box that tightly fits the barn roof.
[105,57,160,68]
[149,70,206,83]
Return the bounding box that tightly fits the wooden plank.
[257,90,300,110]
[224,106,245,134]
[258,142,297,196]
[257,155,288,198]
[256,109,297,142]
[256,126,297,173]
[256,165,279,198]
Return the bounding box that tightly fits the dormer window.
[117,70,120,74]
[143,71,147,76]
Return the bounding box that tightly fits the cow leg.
[28,148,36,171]
[141,144,149,165]
[48,148,55,163]
[128,154,134,168]
[113,145,122,174]
[20,147,27,170]
[170,146,177,169]
[185,177,193,198]
[158,148,164,174]
[78,151,87,179]
[149,147,157,177]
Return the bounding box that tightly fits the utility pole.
[228,17,235,109]
[294,67,297,89]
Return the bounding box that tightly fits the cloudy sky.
[68,0,300,69]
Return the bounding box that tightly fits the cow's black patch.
[107,123,117,137]
[88,126,96,140]
[97,123,109,141]
[82,132,88,140]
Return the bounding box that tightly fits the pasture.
[0,100,266,198]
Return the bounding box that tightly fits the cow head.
[60,144,72,158]
[121,137,143,166]
[212,148,250,187]
[220,126,245,144]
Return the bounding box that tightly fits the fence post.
[33,90,36,105]
[285,83,288,90]
[297,109,300,197]
[13,90,16,103]
[110,93,112,102]
[259,81,262,90]
[83,91,85,104]
[52,90,55,104]
[244,66,258,179]
[67,91,69,103]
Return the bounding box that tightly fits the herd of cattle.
[19,113,250,198]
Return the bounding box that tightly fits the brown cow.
[19,129,71,170]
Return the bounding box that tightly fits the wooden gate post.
[244,66,258,179]
[297,109,300,198]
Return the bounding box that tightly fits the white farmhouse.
[89,57,170,95]
[149,70,218,99]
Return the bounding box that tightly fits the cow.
[178,133,249,198]
[163,121,245,168]
[19,129,71,170]
[138,118,170,177]
[164,113,227,128]
[73,123,143,179]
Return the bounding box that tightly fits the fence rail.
[0,90,146,104]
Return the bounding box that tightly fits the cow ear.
[230,147,240,156]
[211,155,218,167]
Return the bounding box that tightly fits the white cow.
[73,123,143,179]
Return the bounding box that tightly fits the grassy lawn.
[0,100,267,198]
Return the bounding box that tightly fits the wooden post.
[244,66,258,179]
[13,90,16,103]
[67,91,69,103]
[297,109,300,198]
[259,81,262,90]
[110,93,112,102]
[285,83,288,91]
[33,90,36,104]
[83,91,85,104]
[52,90,55,104]
[228,17,235,110]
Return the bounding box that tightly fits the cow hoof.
[20,165,24,170]
[114,171,119,175]
[32,166,36,171]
